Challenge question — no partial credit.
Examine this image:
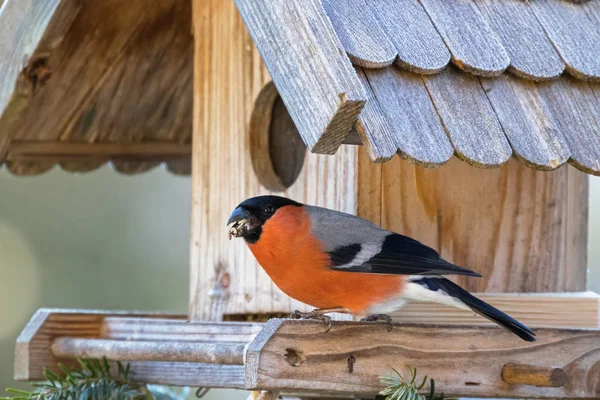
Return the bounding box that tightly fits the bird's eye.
[263,205,275,214]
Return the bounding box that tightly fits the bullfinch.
[227,195,535,342]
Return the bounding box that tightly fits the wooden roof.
[0,0,192,176]
[237,0,600,175]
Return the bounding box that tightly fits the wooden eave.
[0,0,192,176]
[15,302,600,399]
[236,0,600,175]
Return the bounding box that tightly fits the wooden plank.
[353,68,398,162]
[371,0,450,74]
[536,76,600,175]
[321,0,397,68]
[529,0,600,80]
[480,74,570,170]
[377,157,588,293]
[422,66,512,167]
[418,0,509,76]
[6,141,192,161]
[234,0,366,154]
[392,292,600,328]
[0,0,80,161]
[190,0,360,320]
[475,0,565,80]
[249,319,600,398]
[363,66,454,167]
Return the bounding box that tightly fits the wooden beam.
[6,141,192,161]
[248,319,600,399]
[15,309,600,398]
[234,0,366,154]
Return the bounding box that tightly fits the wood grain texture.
[422,66,512,167]
[375,156,588,293]
[363,66,454,166]
[353,68,398,162]
[536,76,600,175]
[234,0,365,154]
[371,0,450,74]
[392,292,600,328]
[418,0,509,76]
[0,0,79,161]
[249,319,600,398]
[190,0,359,320]
[322,0,397,68]
[480,74,570,170]
[530,0,600,80]
[475,0,565,80]
[0,0,193,175]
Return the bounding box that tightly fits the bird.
[227,195,536,342]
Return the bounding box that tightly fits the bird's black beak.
[227,207,257,239]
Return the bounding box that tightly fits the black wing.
[329,233,481,277]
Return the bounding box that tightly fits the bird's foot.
[360,314,394,331]
[290,309,333,332]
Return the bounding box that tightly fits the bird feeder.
[2,0,600,398]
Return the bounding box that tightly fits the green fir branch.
[1,357,151,400]
[379,366,450,400]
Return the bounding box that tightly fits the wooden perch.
[15,308,600,398]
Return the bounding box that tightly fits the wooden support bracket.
[14,307,600,398]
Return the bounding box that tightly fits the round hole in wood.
[250,82,306,192]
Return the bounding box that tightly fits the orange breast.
[247,205,405,315]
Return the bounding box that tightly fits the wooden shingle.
[475,0,565,80]
[529,0,600,80]
[371,0,451,74]
[418,0,510,76]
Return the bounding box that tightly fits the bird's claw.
[289,310,333,332]
[360,314,394,332]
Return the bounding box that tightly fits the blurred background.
[0,166,598,399]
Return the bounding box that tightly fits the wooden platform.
[15,301,600,399]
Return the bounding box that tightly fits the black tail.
[412,278,536,342]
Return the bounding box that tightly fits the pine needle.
[378,366,449,400]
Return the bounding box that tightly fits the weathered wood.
[374,157,588,293]
[190,0,359,321]
[422,66,512,167]
[392,292,600,328]
[322,0,397,68]
[0,0,193,173]
[418,0,509,76]
[363,66,453,166]
[6,141,192,161]
[536,76,600,175]
[480,74,570,170]
[0,0,80,161]
[234,0,366,154]
[476,0,565,80]
[371,0,450,74]
[247,319,600,398]
[529,0,600,80]
[502,363,568,388]
[14,309,260,385]
[51,339,246,365]
[353,68,398,162]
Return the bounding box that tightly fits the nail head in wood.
[502,363,568,387]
